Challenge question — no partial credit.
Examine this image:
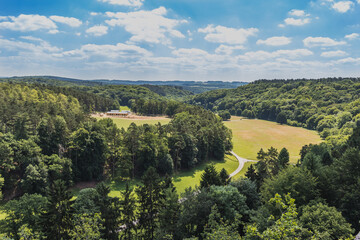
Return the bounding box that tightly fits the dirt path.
[229,151,257,178]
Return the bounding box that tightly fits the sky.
[0,0,359,81]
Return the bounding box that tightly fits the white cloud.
[303,37,346,47]
[215,45,244,55]
[256,36,291,46]
[336,57,360,64]
[289,9,309,17]
[90,12,99,16]
[98,0,144,7]
[105,7,187,44]
[0,37,62,56]
[284,18,311,26]
[86,25,108,36]
[237,49,313,61]
[321,50,347,57]
[0,16,8,21]
[0,14,57,32]
[56,43,151,59]
[49,16,82,27]
[48,29,59,34]
[198,24,258,45]
[20,36,44,42]
[345,33,359,40]
[332,1,354,13]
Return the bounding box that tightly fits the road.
[229,151,257,178]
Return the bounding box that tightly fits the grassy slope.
[224,116,322,163]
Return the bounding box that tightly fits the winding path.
[229,151,257,178]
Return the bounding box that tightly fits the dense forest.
[190,78,360,149]
[0,78,360,239]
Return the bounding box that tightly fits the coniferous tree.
[245,164,257,182]
[219,168,230,185]
[200,165,221,188]
[95,183,121,240]
[120,183,137,240]
[278,148,290,168]
[156,187,180,239]
[41,180,74,240]
[136,167,163,239]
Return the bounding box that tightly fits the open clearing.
[224,116,322,163]
[93,115,171,129]
[102,154,243,197]
[87,114,322,197]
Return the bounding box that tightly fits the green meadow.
[224,116,323,163]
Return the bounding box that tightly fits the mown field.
[224,116,323,163]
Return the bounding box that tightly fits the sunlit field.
[94,115,171,130]
[224,116,323,163]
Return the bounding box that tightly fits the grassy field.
[224,116,322,163]
[95,116,171,130]
[103,154,242,197]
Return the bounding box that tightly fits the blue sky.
[0,0,359,81]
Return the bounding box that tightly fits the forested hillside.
[1,79,360,239]
[0,81,232,197]
[190,78,360,148]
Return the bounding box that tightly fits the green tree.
[69,125,106,181]
[219,168,230,185]
[276,112,287,125]
[261,167,319,208]
[136,167,163,239]
[202,206,241,240]
[21,163,48,194]
[73,188,99,216]
[41,180,74,240]
[244,194,311,240]
[120,183,137,240]
[94,183,121,240]
[2,194,47,239]
[230,178,261,210]
[70,214,104,240]
[300,202,354,239]
[200,165,221,188]
[278,148,289,168]
[156,187,180,239]
[218,110,231,121]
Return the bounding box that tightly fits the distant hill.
[1,76,248,94]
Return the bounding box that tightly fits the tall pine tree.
[41,180,74,240]
[136,167,163,239]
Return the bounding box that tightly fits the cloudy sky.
[0,0,359,81]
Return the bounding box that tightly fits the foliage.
[276,112,287,124]
[261,167,319,208]
[136,167,163,239]
[244,194,311,240]
[200,165,221,188]
[300,202,354,239]
[40,180,74,240]
[120,183,137,240]
[0,194,47,239]
[190,78,360,146]
[218,110,231,121]
[70,214,104,240]
[94,183,121,240]
[278,148,290,168]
